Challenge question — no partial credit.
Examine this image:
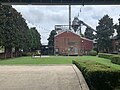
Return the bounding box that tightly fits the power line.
[26,20,51,33]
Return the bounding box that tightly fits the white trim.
[81,37,93,42]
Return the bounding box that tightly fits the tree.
[0,27,2,46]
[0,5,31,58]
[96,15,114,53]
[47,30,57,55]
[0,5,17,58]
[116,18,120,39]
[12,8,30,54]
[84,27,95,40]
[114,18,120,51]
[29,27,41,51]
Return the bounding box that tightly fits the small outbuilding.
[54,31,93,55]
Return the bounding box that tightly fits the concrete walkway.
[0,65,89,90]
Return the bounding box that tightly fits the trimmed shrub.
[22,50,41,56]
[22,52,32,56]
[32,50,41,56]
[98,53,114,59]
[73,60,120,90]
[111,56,120,65]
[98,53,120,65]
[89,50,97,56]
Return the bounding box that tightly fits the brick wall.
[54,31,93,55]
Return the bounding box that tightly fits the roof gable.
[55,31,80,37]
[55,31,93,42]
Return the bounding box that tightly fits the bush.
[98,53,114,59]
[22,52,32,56]
[22,50,41,56]
[32,50,41,56]
[89,50,97,56]
[73,60,120,90]
[98,53,120,65]
[111,56,120,65]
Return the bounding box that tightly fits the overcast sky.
[12,5,120,44]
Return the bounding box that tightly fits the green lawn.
[0,56,78,65]
[76,56,120,70]
[0,56,120,70]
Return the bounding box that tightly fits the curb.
[72,64,90,90]
[0,64,73,66]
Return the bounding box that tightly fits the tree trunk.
[4,47,7,59]
[15,47,19,57]
[4,46,13,59]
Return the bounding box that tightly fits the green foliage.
[89,50,97,56]
[98,53,114,59]
[22,51,41,56]
[116,18,120,40]
[0,5,41,58]
[32,50,41,56]
[111,55,120,65]
[48,30,57,55]
[73,60,120,90]
[80,33,84,37]
[29,27,41,51]
[114,18,120,50]
[22,52,32,56]
[98,53,120,65]
[0,5,16,48]
[96,15,114,53]
[0,5,31,58]
[84,27,95,40]
[48,30,57,46]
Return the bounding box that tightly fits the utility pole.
[69,5,71,30]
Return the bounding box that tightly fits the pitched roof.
[55,30,93,42]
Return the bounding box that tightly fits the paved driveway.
[0,65,89,90]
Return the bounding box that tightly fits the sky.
[12,5,120,44]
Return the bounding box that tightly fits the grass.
[74,60,117,71]
[0,56,78,65]
[77,56,120,70]
[0,56,120,70]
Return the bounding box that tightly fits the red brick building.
[54,31,93,55]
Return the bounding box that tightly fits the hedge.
[98,53,120,65]
[73,60,120,90]
[111,56,120,65]
[22,52,32,56]
[98,53,114,59]
[22,51,41,56]
[89,50,97,56]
